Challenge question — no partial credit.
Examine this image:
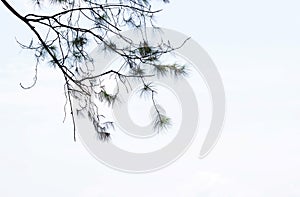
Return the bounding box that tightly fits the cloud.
[176,171,263,197]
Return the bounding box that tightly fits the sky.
[1,0,300,196]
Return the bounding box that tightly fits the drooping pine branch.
[1,0,189,141]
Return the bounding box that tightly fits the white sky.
[1,0,300,196]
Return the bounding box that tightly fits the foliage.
[1,0,188,141]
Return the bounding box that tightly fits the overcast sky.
[1,0,300,196]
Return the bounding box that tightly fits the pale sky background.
[1,0,300,196]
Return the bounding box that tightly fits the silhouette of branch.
[1,0,186,141]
